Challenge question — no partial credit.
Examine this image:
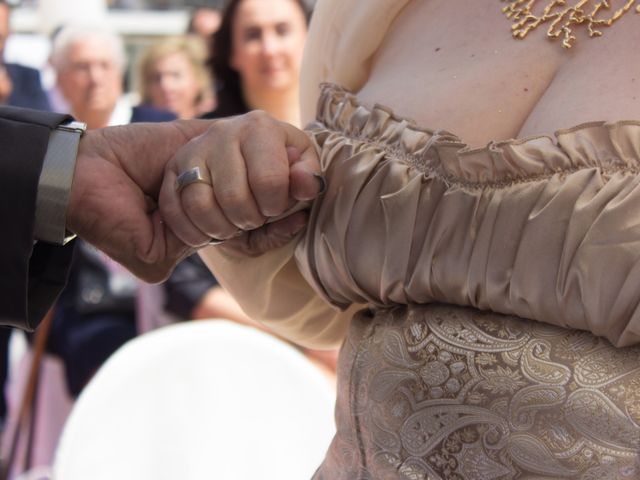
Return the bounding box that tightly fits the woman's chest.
[354,0,634,147]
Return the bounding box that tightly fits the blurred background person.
[186,5,221,66]
[138,34,215,119]
[45,24,177,398]
[135,33,255,334]
[0,25,179,477]
[50,24,175,128]
[0,0,49,110]
[187,5,221,39]
[200,0,338,374]
[32,21,265,409]
[134,27,336,375]
[203,0,309,127]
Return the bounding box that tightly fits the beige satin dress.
[200,1,640,478]
[305,83,640,479]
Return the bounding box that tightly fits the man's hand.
[67,120,213,282]
[159,111,323,258]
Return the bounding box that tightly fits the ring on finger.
[175,166,211,193]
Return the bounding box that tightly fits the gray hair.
[49,24,126,72]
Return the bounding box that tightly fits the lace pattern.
[315,305,640,479]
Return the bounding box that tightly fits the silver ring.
[175,166,211,193]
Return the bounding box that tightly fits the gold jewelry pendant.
[502,0,639,48]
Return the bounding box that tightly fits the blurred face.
[192,8,221,37]
[0,4,9,59]
[56,37,122,119]
[230,0,307,94]
[146,52,200,119]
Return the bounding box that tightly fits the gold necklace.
[502,0,640,48]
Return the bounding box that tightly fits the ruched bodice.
[295,83,640,348]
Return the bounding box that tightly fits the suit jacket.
[5,63,51,112]
[0,106,74,330]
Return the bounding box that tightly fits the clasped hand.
[67,111,322,282]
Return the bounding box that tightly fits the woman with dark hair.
[200,0,338,376]
[202,0,309,126]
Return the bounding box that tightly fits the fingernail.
[313,172,327,195]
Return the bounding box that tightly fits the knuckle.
[241,110,274,131]
[251,171,288,197]
[182,192,211,218]
[210,117,230,133]
[214,187,247,211]
[250,173,288,216]
[213,188,264,231]
[245,109,270,123]
[207,117,235,141]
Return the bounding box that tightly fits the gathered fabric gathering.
[0,0,639,479]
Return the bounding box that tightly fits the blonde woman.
[138,35,215,119]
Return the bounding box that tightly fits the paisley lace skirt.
[314,305,640,480]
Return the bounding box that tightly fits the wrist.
[66,129,111,236]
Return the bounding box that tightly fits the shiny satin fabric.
[296,84,640,349]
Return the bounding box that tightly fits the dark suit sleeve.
[0,106,75,330]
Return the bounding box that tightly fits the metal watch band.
[34,120,87,245]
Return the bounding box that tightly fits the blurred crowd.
[0,0,333,477]
[17,0,226,10]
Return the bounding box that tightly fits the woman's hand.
[159,110,322,257]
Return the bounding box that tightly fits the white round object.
[53,321,336,480]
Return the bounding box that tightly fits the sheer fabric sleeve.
[198,240,363,349]
[294,85,640,348]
